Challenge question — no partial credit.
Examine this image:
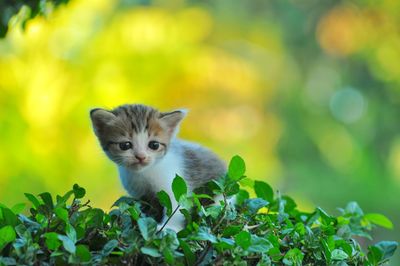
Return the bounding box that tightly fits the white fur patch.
[118,143,186,230]
[142,148,185,196]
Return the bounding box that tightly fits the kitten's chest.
[118,153,185,198]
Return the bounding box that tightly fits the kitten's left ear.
[159,109,187,136]
[90,108,117,136]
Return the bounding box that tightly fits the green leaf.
[364,213,393,229]
[76,245,91,262]
[192,195,202,210]
[58,235,76,254]
[172,175,187,202]
[73,184,86,199]
[24,193,41,208]
[112,196,136,207]
[163,248,175,264]
[282,196,297,212]
[141,247,161,257]
[180,240,195,266]
[0,225,16,251]
[0,207,18,226]
[180,208,192,225]
[160,229,179,251]
[157,190,172,216]
[235,231,251,250]
[50,251,65,258]
[321,238,332,263]
[193,227,217,243]
[283,248,304,266]
[209,179,224,194]
[222,225,242,237]
[137,217,157,241]
[215,237,235,251]
[236,189,250,206]
[374,241,398,262]
[344,201,364,216]
[118,202,130,213]
[367,245,383,264]
[55,207,69,223]
[56,190,74,207]
[294,223,305,236]
[335,240,353,256]
[17,215,40,233]
[269,247,283,261]
[75,225,85,242]
[205,205,221,219]
[0,257,16,265]
[128,206,140,220]
[44,232,61,250]
[66,223,77,243]
[85,208,104,228]
[179,194,193,210]
[248,235,272,253]
[193,194,213,200]
[331,249,349,260]
[228,155,246,180]
[317,207,334,225]
[254,181,274,202]
[39,192,54,209]
[226,182,240,196]
[102,239,118,256]
[11,203,25,214]
[245,198,269,214]
[326,235,335,252]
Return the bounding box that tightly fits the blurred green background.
[0,0,399,263]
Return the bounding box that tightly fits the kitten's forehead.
[112,104,160,134]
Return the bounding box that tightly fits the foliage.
[0,0,69,37]
[0,156,397,265]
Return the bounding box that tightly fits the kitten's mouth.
[128,161,149,169]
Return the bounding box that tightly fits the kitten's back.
[171,139,226,189]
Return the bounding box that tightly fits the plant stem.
[212,193,228,231]
[156,205,180,234]
[194,193,228,266]
[194,243,211,266]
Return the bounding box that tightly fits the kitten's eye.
[148,141,160,151]
[119,142,132,151]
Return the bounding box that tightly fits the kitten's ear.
[90,108,117,136]
[159,109,187,136]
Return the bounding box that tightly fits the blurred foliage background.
[0,0,399,262]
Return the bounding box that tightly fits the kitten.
[90,104,226,231]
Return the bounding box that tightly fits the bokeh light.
[330,87,365,124]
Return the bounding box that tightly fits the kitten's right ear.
[90,108,117,135]
[159,109,187,136]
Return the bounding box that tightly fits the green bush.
[0,156,397,265]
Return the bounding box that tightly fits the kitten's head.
[90,104,186,171]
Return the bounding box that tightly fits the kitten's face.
[90,104,185,172]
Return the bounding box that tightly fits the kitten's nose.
[135,154,147,162]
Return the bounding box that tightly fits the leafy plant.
[0,0,70,37]
[0,156,397,265]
